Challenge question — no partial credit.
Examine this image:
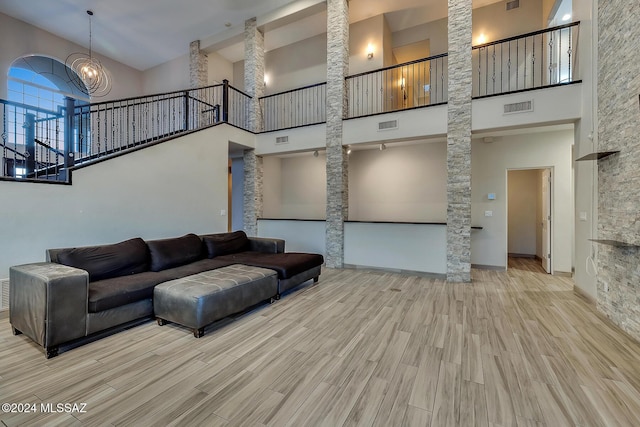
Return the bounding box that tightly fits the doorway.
[507,168,552,273]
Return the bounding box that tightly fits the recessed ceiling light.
[562,14,571,21]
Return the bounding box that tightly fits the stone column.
[325,0,349,268]
[244,18,265,133]
[189,40,208,88]
[446,0,473,282]
[243,18,266,236]
[243,149,263,236]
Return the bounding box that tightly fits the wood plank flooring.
[2,259,640,426]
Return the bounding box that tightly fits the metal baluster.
[567,27,572,82]
[559,29,563,83]
[548,32,554,84]
[524,37,527,88]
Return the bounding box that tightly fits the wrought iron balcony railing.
[346,53,449,119]
[472,21,580,98]
[1,100,68,182]
[1,24,582,181]
[259,82,327,132]
[1,80,251,182]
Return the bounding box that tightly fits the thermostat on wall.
[488,193,496,200]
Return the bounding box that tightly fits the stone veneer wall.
[189,40,208,88]
[244,18,265,133]
[596,0,640,340]
[325,0,349,268]
[243,18,266,236]
[243,149,263,236]
[446,0,473,282]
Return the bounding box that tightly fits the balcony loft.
[1,23,580,183]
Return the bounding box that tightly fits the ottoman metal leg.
[194,328,205,338]
[12,326,22,336]
[157,318,167,326]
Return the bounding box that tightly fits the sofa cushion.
[56,238,149,282]
[160,258,236,280]
[215,251,324,279]
[202,231,250,258]
[147,233,204,272]
[88,271,175,312]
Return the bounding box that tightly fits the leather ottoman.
[153,264,277,337]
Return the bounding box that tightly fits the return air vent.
[275,136,289,144]
[506,0,520,11]
[503,100,533,114]
[378,119,398,131]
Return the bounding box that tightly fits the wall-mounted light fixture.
[264,74,269,87]
[313,150,319,157]
[366,43,374,60]
[379,143,386,151]
[347,146,352,155]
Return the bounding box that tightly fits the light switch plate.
[485,210,493,217]
[579,211,587,221]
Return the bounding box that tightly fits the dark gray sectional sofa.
[9,231,323,358]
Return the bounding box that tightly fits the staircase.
[1,80,250,184]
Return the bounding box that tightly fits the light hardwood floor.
[2,259,640,426]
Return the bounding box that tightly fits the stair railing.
[0,99,67,182]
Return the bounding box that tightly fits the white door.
[541,169,552,273]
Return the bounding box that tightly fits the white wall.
[572,0,598,300]
[0,125,253,279]
[258,219,326,258]
[143,54,190,94]
[262,156,282,217]
[0,13,143,101]
[472,84,582,131]
[349,15,386,75]
[231,156,245,231]
[392,17,448,57]
[507,169,539,255]
[349,142,447,222]
[264,34,327,95]
[256,124,327,154]
[262,153,327,219]
[143,50,234,94]
[472,0,543,45]
[472,129,574,272]
[343,106,448,145]
[345,222,447,275]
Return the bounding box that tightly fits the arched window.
[3,56,88,179]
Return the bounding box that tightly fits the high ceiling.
[0,0,503,71]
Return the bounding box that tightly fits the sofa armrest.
[10,262,88,349]
[248,237,285,254]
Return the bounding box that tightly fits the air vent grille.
[503,100,533,114]
[378,120,398,131]
[275,136,289,144]
[506,0,520,11]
